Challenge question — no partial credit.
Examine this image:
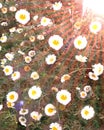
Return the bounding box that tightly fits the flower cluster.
[0,0,104,130]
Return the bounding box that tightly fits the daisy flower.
[0,35,7,43]
[49,122,62,130]
[19,108,29,115]
[0,3,2,9]
[89,21,102,34]
[45,54,56,65]
[88,72,99,81]
[75,55,87,62]
[44,104,56,116]
[52,1,62,11]
[30,71,39,80]
[19,116,27,127]
[0,104,3,110]
[56,90,71,105]
[40,17,51,26]
[84,85,92,93]
[61,74,71,83]
[9,27,16,33]
[80,91,87,99]
[30,111,42,121]
[33,15,38,21]
[28,50,36,57]
[48,35,63,50]
[6,91,18,103]
[15,9,30,25]
[74,35,87,50]
[0,46,2,51]
[9,6,17,12]
[7,102,15,108]
[81,105,95,120]
[28,86,42,100]
[1,7,8,14]
[3,65,13,76]
[29,36,35,42]
[11,71,21,81]
[5,52,14,61]
[24,56,32,63]
[92,63,104,76]
[37,34,45,40]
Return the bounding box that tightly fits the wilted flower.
[61,74,71,83]
[1,7,8,14]
[92,63,104,76]
[33,15,38,21]
[5,52,14,61]
[30,111,42,121]
[52,1,62,11]
[1,21,8,26]
[88,72,99,80]
[19,116,27,127]
[9,6,17,12]
[75,55,87,62]
[29,36,35,42]
[37,34,45,40]
[19,108,29,115]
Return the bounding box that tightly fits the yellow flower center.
[53,40,59,46]
[52,127,57,130]
[77,40,82,45]
[13,73,16,77]
[5,68,9,73]
[33,115,38,120]
[9,94,14,100]
[63,75,70,81]
[98,68,102,73]
[60,95,67,100]
[43,18,47,23]
[7,102,12,107]
[84,110,89,116]
[49,58,54,62]
[81,92,86,97]
[31,90,36,96]
[19,14,26,20]
[48,108,54,113]
[92,24,98,30]
[92,74,96,78]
